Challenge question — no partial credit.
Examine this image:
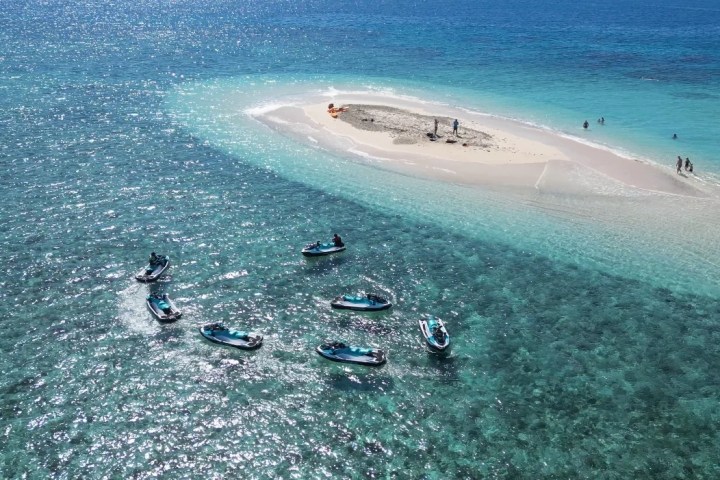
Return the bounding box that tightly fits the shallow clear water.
[2,1,720,478]
[167,76,720,298]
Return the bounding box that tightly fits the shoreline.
[167,80,720,296]
[244,89,720,298]
[255,93,712,198]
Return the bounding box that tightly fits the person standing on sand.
[433,118,439,138]
[676,156,683,174]
[452,119,459,136]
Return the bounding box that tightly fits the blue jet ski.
[135,255,170,282]
[316,341,386,366]
[419,316,450,352]
[331,294,392,311]
[301,241,346,257]
[199,322,263,350]
[146,293,182,322]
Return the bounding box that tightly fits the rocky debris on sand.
[337,104,493,148]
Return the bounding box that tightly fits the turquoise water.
[2,1,720,478]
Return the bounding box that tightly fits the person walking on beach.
[452,119,459,136]
[433,118,439,138]
[676,156,683,174]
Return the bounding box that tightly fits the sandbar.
[255,93,711,198]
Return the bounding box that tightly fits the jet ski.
[301,241,346,257]
[135,255,170,282]
[199,322,263,350]
[330,294,392,311]
[315,341,386,366]
[146,293,182,322]
[419,316,450,352]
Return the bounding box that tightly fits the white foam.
[244,102,294,117]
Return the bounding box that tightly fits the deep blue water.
[2,1,720,478]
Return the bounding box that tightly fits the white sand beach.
[167,83,720,296]
[255,93,711,198]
